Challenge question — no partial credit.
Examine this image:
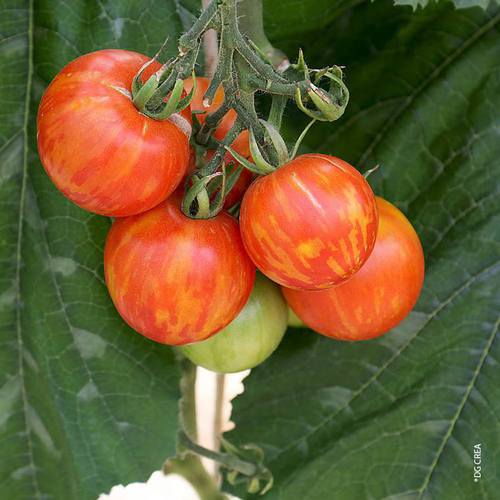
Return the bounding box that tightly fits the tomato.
[240,154,378,291]
[37,49,192,217]
[282,197,425,340]
[287,307,305,328]
[104,192,255,345]
[180,273,288,373]
[184,76,254,208]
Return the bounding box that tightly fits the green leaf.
[263,0,498,41]
[0,1,198,498]
[394,0,499,11]
[263,0,360,40]
[227,1,500,498]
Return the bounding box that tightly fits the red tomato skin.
[37,49,192,217]
[104,193,256,345]
[184,77,254,208]
[240,154,379,291]
[282,197,425,340]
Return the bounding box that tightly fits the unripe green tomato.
[287,306,305,328]
[181,273,288,373]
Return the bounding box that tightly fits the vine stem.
[178,430,258,477]
[291,118,317,159]
[163,354,228,500]
[163,455,228,500]
[213,372,226,476]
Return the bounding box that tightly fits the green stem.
[178,353,198,440]
[203,119,245,175]
[164,455,228,500]
[179,0,219,51]
[268,94,288,130]
[165,354,227,500]
[213,373,225,455]
[198,101,231,144]
[179,430,258,477]
[291,118,317,159]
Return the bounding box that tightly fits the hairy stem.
[179,0,218,51]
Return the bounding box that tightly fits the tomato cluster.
[38,49,425,374]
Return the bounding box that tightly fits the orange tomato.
[104,193,255,345]
[240,154,378,291]
[282,197,425,340]
[37,49,191,217]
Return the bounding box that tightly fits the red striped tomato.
[104,193,255,345]
[240,154,378,291]
[37,49,192,217]
[282,197,425,340]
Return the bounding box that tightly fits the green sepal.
[307,85,342,121]
[131,59,155,99]
[226,470,240,485]
[247,477,261,494]
[147,78,185,120]
[225,144,273,176]
[294,65,349,122]
[206,162,227,217]
[176,71,197,112]
[132,74,159,111]
[247,38,273,67]
[294,48,309,80]
[208,163,243,204]
[260,120,289,166]
[241,443,265,464]
[219,438,274,494]
[259,470,274,495]
[181,171,222,219]
[220,437,242,457]
[131,36,169,99]
[248,127,281,173]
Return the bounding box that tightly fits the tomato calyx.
[130,41,198,121]
[177,430,274,496]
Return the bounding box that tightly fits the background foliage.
[0,1,191,498]
[1,0,499,499]
[230,0,500,499]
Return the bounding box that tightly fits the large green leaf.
[262,0,499,41]
[0,1,199,498]
[263,0,360,40]
[394,0,499,11]
[228,1,500,499]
